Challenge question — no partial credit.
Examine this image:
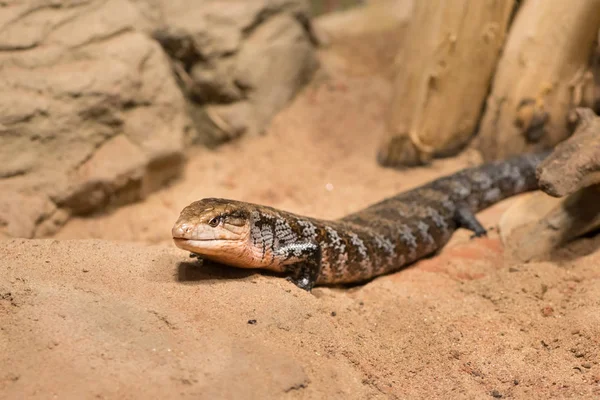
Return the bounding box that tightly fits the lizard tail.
[432,151,552,212]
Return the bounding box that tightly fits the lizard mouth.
[172,237,251,267]
[172,237,239,252]
[172,237,237,242]
[172,238,211,253]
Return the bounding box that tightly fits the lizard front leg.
[454,205,487,238]
[279,242,322,291]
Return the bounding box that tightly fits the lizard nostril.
[172,223,190,238]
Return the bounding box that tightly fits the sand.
[2,40,600,400]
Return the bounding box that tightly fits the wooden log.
[474,0,600,161]
[499,107,600,262]
[499,186,600,263]
[378,0,516,167]
[537,108,600,197]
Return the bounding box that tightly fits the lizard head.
[172,198,255,266]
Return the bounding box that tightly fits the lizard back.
[302,152,547,284]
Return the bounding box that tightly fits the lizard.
[172,152,549,291]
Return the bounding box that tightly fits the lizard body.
[172,152,549,290]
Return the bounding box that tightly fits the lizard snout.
[172,222,194,239]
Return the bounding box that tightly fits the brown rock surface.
[0,0,188,239]
[152,0,319,144]
[0,0,317,239]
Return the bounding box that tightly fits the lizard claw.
[469,229,488,240]
[286,276,314,292]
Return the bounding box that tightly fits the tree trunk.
[473,0,600,160]
[378,0,516,167]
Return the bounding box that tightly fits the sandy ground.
[2,40,600,399]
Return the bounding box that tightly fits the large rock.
[152,0,319,145]
[0,0,318,238]
[0,0,188,238]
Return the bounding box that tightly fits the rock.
[152,0,318,144]
[0,0,317,238]
[0,192,56,239]
[58,135,147,214]
[205,102,254,140]
[234,13,318,136]
[0,0,188,240]
[189,58,244,103]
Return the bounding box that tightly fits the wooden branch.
[473,0,600,161]
[499,107,600,262]
[499,186,600,263]
[377,0,515,167]
[537,108,600,197]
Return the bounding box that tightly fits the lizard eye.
[208,216,221,227]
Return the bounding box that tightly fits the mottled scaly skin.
[173,152,549,290]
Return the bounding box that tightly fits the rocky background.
[0,0,319,239]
